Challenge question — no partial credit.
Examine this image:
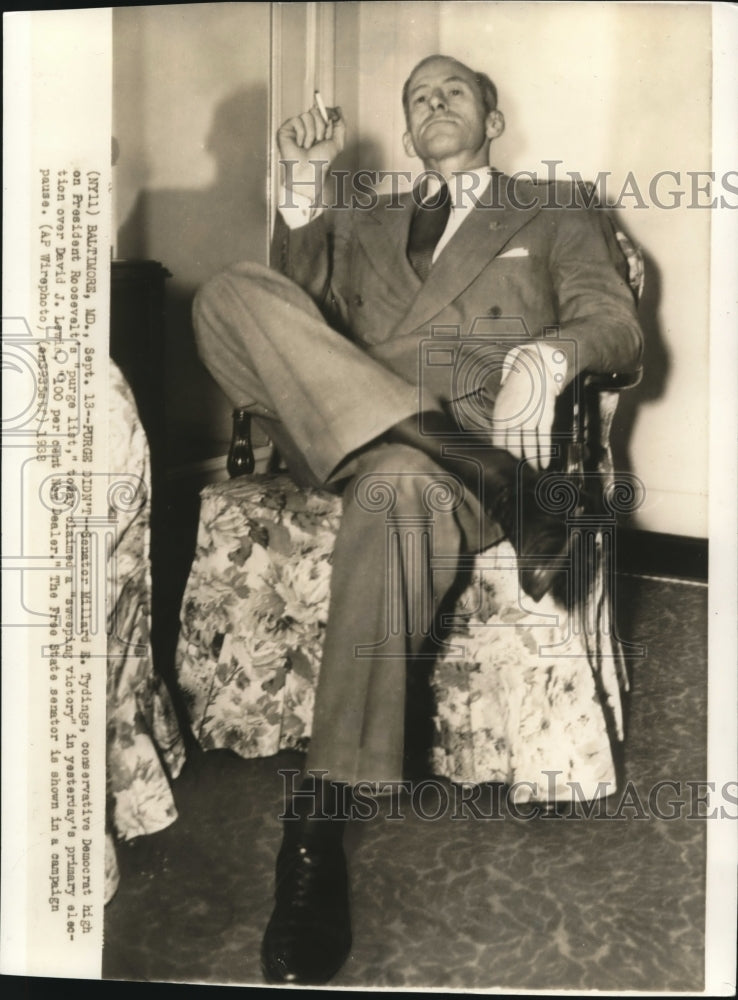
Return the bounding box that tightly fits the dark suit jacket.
[272,175,643,412]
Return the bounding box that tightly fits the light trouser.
[193,261,497,783]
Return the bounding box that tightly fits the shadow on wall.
[118,84,269,468]
[606,214,671,506]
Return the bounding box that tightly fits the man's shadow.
[607,235,670,479]
[117,84,272,739]
[118,83,270,469]
[597,212,670,731]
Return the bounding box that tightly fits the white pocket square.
[497,246,529,258]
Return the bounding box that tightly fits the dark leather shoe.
[261,834,352,985]
[488,472,569,603]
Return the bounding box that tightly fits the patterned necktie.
[407,181,451,281]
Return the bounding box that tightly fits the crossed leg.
[192,259,563,984]
[193,261,502,783]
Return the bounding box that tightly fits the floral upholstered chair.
[175,226,644,805]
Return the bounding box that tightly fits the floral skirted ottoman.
[176,472,628,804]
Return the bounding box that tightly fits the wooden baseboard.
[617,529,708,582]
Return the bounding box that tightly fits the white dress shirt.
[421,167,492,263]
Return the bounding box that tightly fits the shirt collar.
[422,167,494,211]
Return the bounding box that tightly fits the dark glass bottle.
[227,408,255,477]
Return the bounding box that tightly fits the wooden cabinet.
[110,259,171,466]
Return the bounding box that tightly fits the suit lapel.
[353,192,421,293]
[391,175,542,339]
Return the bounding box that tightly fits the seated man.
[193,54,643,985]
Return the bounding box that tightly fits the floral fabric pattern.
[105,363,186,902]
[177,386,627,805]
[430,541,624,801]
[177,478,342,758]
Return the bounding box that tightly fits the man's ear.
[403,131,418,158]
[485,109,505,141]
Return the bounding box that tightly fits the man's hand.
[491,343,567,471]
[277,103,346,192]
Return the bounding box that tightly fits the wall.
[437,1,712,537]
[333,1,440,186]
[113,2,271,467]
[332,1,712,537]
[115,2,714,535]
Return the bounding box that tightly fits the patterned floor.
[103,576,707,991]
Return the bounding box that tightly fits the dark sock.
[282,776,351,849]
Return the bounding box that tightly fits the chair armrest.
[552,367,642,493]
[582,368,643,392]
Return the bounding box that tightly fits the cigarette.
[314,90,329,125]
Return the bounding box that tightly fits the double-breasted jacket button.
[488,305,502,318]
[354,294,364,307]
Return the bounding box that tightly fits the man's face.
[404,57,490,167]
